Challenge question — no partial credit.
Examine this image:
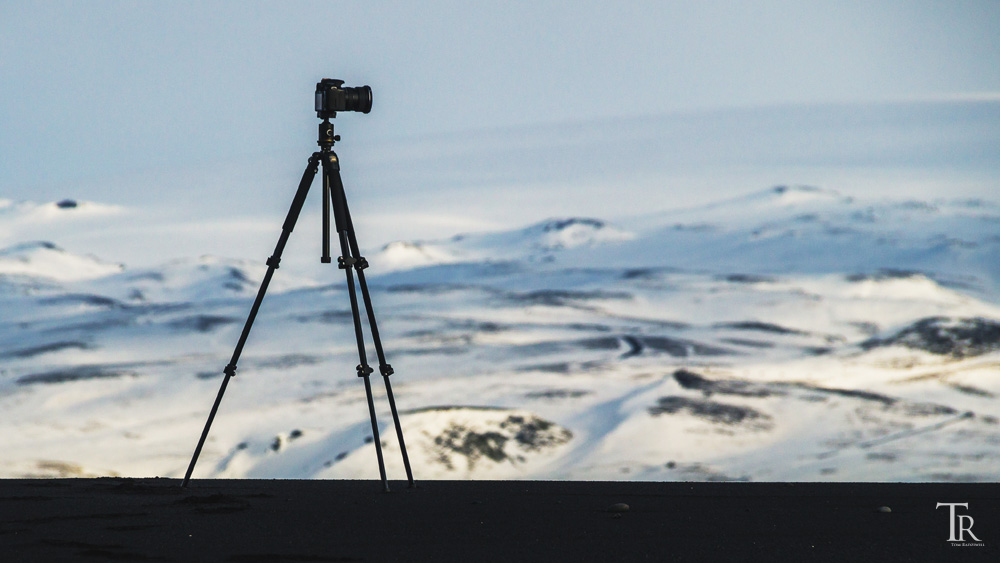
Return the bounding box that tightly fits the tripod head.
[318,119,340,148]
[315,79,372,148]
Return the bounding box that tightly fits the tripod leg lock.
[223,364,237,378]
[266,256,281,268]
[379,364,394,377]
[337,255,369,271]
[356,364,374,377]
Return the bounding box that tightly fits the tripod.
[181,116,414,492]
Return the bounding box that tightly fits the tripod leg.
[322,165,332,263]
[182,153,321,488]
[324,153,390,492]
[332,172,415,488]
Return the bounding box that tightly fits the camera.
[315,79,372,118]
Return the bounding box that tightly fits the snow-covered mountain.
[2,184,999,482]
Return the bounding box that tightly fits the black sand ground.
[1,479,997,561]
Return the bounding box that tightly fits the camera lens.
[344,85,372,114]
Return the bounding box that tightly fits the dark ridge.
[1,341,91,359]
[511,289,633,306]
[792,384,897,405]
[43,316,133,333]
[622,268,656,279]
[227,267,250,284]
[506,336,637,359]
[632,336,681,357]
[38,294,122,308]
[642,336,732,357]
[292,310,353,323]
[566,323,612,332]
[524,389,592,399]
[861,316,1000,358]
[385,283,476,294]
[17,367,135,386]
[845,269,922,282]
[393,345,468,357]
[714,321,805,335]
[719,338,775,349]
[673,369,712,390]
[671,222,717,232]
[672,369,777,398]
[125,271,165,282]
[578,336,622,351]
[648,396,771,426]
[518,363,572,374]
[947,383,995,398]
[719,274,776,284]
[541,218,604,232]
[620,266,681,280]
[470,321,506,333]
[403,405,510,415]
[167,315,238,333]
[252,354,324,370]
[901,403,958,417]
[55,199,78,209]
[620,335,643,358]
[440,319,511,333]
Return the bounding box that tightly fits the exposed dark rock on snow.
[524,388,592,399]
[791,383,897,405]
[714,321,806,335]
[621,267,679,280]
[718,274,776,284]
[251,354,324,370]
[672,369,778,398]
[719,338,775,349]
[508,289,633,306]
[291,309,353,323]
[648,396,771,428]
[845,269,922,282]
[541,218,605,232]
[39,294,122,308]
[504,334,732,360]
[17,366,136,385]
[518,362,572,373]
[640,336,732,357]
[579,336,621,351]
[0,341,92,358]
[167,315,238,333]
[861,316,1000,358]
[418,408,573,471]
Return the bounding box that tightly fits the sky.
[2,0,999,200]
